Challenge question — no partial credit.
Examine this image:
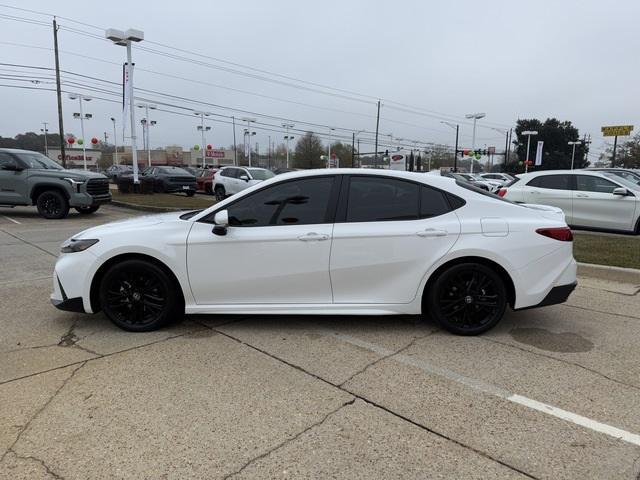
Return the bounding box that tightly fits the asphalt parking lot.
[1,205,640,479]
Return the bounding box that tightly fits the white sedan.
[51,169,577,336]
[501,170,640,234]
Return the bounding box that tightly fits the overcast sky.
[0,0,638,159]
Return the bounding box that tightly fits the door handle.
[575,193,589,198]
[298,232,329,242]
[416,228,447,238]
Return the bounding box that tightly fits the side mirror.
[1,163,22,172]
[613,187,629,196]
[212,209,229,236]
[239,175,249,182]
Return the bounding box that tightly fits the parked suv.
[213,166,275,201]
[0,148,111,219]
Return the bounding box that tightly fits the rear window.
[455,180,514,204]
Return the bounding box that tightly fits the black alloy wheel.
[75,205,100,214]
[214,186,226,202]
[427,263,507,335]
[205,184,213,195]
[186,190,195,197]
[99,259,178,332]
[36,190,69,219]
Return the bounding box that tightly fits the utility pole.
[357,138,360,167]
[111,117,118,165]
[232,116,237,166]
[53,18,66,167]
[583,133,591,166]
[454,125,459,172]
[374,100,381,168]
[104,131,108,143]
[351,132,355,167]
[612,135,618,167]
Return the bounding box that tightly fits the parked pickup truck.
[0,148,111,219]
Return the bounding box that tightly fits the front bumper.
[69,192,112,208]
[166,183,196,193]
[51,274,86,313]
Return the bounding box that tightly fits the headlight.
[61,238,99,253]
[63,177,86,185]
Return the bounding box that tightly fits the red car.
[195,168,218,195]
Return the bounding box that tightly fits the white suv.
[213,166,275,201]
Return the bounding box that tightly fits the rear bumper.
[515,281,577,311]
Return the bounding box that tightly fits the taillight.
[497,188,507,197]
[536,227,573,242]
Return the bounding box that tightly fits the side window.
[237,169,249,179]
[221,168,233,178]
[227,177,335,227]
[420,186,451,218]
[346,177,419,222]
[0,153,17,168]
[528,175,571,190]
[576,175,618,194]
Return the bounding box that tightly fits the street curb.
[110,200,184,213]
[577,262,640,284]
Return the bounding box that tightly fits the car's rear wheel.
[214,185,226,201]
[427,263,507,335]
[99,259,179,332]
[36,190,69,219]
[75,205,100,214]
[186,190,195,197]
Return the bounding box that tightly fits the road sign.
[601,125,633,137]
[487,146,496,154]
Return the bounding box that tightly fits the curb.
[577,262,640,284]
[110,200,185,213]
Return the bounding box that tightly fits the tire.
[214,185,226,202]
[205,184,213,196]
[75,205,100,215]
[186,190,195,197]
[426,263,507,336]
[36,190,69,219]
[99,259,180,332]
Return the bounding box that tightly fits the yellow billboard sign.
[601,125,634,137]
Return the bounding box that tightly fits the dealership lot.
[1,205,640,479]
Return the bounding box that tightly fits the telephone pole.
[53,18,66,167]
[374,100,381,168]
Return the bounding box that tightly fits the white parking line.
[323,331,640,447]
[1,215,21,224]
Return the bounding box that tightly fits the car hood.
[73,211,191,239]
[28,168,107,181]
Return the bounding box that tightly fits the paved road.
[1,205,640,479]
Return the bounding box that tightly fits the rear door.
[0,152,28,204]
[330,175,461,304]
[572,175,636,231]
[524,174,574,223]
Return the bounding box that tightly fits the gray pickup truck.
[0,148,111,219]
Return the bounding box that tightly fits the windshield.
[247,168,275,180]
[17,152,63,170]
[601,172,640,189]
[159,167,191,175]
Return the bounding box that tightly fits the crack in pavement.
[480,336,640,392]
[210,326,539,480]
[0,227,58,258]
[1,362,86,465]
[222,398,357,479]
[563,302,640,321]
[4,450,64,479]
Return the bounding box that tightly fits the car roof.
[516,169,613,179]
[0,148,41,154]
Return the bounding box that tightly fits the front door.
[0,152,28,205]
[187,176,338,304]
[330,176,461,304]
[572,175,636,231]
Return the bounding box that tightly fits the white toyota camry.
[51,169,577,335]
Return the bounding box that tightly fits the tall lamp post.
[138,103,157,167]
[241,118,256,166]
[244,129,256,166]
[194,111,211,168]
[282,123,295,168]
[521,130,538,173]
[465,113,485,173]
[568,141,582,170]
[40,122,49,157]
[105,27,144,183]
[68,93,92,170]
[110,117,118,165]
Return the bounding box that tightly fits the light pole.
[491,127,509,171]
[105,27,144,183]
[441,121,460,171]
[521,130,538,173]
[241,118,256,167]
[282,123,294,168]
[465,113,485,173]
[327,128,335,168]
[194,111,211,168]
[110,117,118,165]
[568,141,581,170]
[40,122,49,157]
[138,103,157,167]
[243,129,256,166]
[68,93,92,170]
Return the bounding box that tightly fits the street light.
[521,130,538,173]
[138,103,157,166]
[194,111,211,168]
[110,117,118,165]
[68,93,92,170]
[240,118,256,166]
[568,141,582,170]
[465,113,485,173]
[244,128,256,166]
[40,122,49,157]
[105,27,144,183]
[282,123,295,168]
[327,128,335,168]
[441,121,460,172]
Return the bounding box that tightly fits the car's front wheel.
[205,184,213,195]
[36,190,69,219]
[99,259,180,332]
[214,185,226,201]
[75,205,100,214]
[426,263,507,335]
[186,190,195,197]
